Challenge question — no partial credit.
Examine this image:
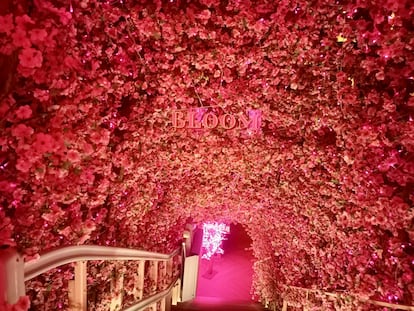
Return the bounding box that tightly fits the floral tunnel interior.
[0,0,413,310]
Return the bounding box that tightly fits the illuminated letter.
[238,113,251,129]
[188,110,202,129]
[219,114,237,129]
[171,111,186,128]
[239,109,262,131]
[202,112,219,129]
[248,109,262,131]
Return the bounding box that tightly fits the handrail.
[284,285,414,311]
[122,275,179,311]
[24,245,180,281]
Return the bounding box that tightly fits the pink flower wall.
[0,0,413,309]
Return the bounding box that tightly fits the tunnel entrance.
[195,223,255,301]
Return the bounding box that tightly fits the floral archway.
[0,0,413,309]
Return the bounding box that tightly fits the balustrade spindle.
[68,261,87,311]
[147,260,159,311]
[282,299,288,311]
[159,261,167,290]
[110,261,125,311]
[132,260,145,301]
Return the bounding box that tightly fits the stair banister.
[24,245,180,281]
[2,245,182,310]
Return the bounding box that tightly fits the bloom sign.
[171,108,262,131]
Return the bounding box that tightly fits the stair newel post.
[0,248,25,306]
[172,278,181,305]
[68,261,87,311]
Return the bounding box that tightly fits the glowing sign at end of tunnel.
[201,222,230,260]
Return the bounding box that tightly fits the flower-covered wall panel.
[0,0,413,309]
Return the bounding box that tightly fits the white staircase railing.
[1,245,183,311]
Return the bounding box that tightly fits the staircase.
[3,242,414,310]
[172,297,267,311]
[1,245,183,311]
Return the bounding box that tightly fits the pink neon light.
[201,222,230,260]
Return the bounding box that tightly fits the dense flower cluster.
[0,0,413,309]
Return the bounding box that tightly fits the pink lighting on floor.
[197,224,255,301]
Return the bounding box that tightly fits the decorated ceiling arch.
[0,0,413,309]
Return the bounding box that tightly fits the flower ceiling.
[0,0,413,309]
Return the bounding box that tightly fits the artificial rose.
[18,47,43,68]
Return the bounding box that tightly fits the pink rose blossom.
[402,271,413,284]
[81,169,95,185]
[58,226,73,238]
[82,142,94,156]
[12,29,31,48]
[19,48,43,68]
[197,9,211,21]
[84,220,96,232]
[66,150,81,163]
[15,15,34,27]
[0,43,15,55]
[15,157,32,173]
[11,124,34,138]
[15,105,32,119]
[90,129,110,146]
[29,28,48,45]
[64,55,81,70]
[0,100,11,118]
[0,14,14,35]
[33,133,55,153]
[58,10,72,25]
[41,210,63,223]
[33,89,50,102]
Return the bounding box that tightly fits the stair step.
[172,297,267,311]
